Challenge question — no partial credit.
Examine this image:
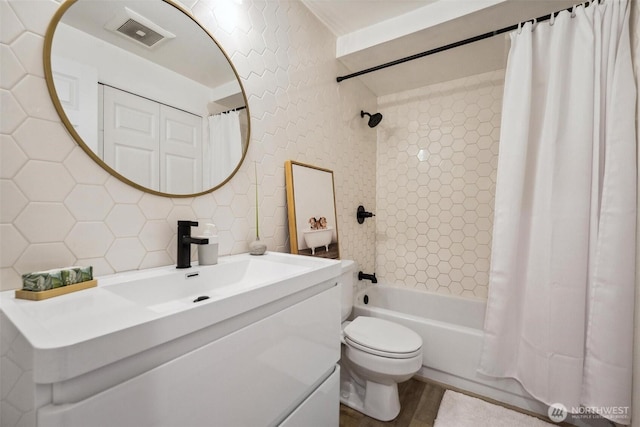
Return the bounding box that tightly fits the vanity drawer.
[37,285,340,427]
[279,365,339,427]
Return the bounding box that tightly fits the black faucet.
[176,220,209,269]
[358,271,378,283]
[357,205,375,224]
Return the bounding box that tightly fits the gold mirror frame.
[43,0,250,198]
[285,160,340,259]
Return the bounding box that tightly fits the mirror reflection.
[285,161,340,260]
[45,0,250,196]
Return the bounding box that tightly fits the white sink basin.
[0,252,341,383]
[104,257,310,313]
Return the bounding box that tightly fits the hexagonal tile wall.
[1,0,638,296]
[0,0,378,291]
[377,70,504,299]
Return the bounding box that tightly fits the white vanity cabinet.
[0,253,342,427]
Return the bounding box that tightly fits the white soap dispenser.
[197,223,219,265]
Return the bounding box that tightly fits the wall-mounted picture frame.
[285,160,340,259]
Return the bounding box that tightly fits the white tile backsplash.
[0,89,27,133]
[14,161,75,201]
[106,205,146,238]
[0,44,24,88]
[64,185,114,221]
[0,180,27,223]
[376,70,504,299]
[13,118,73,161]
[0,225,27,268]
[65,222,114,259]
[14,202,75,242]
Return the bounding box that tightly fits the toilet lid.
[343,317,422,356]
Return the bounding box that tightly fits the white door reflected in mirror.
[44,0,250,197]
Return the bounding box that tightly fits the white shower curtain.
[479,1,636,424]
[208,111,242,186]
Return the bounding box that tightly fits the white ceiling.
[301,0,438,36]
[302,0,577,96]
[59,0,240,94]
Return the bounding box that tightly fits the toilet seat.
[343,317,422,359]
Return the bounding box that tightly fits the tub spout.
[358,271,377,283]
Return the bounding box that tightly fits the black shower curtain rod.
[335,2,588,83]
[210,105,247,116]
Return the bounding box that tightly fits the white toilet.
[338,260,423,421]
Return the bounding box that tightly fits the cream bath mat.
[434,390,555,427]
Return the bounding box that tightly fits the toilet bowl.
[338,260,423,421]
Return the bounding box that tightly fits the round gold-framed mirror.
[44,0,250,197]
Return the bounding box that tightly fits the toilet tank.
[339,260,357,321]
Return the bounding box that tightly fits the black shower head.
[361,110,383,128]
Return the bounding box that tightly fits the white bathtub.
[352,285,549,416]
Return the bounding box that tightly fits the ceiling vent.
[105,7,175,49]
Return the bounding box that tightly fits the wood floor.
[339,377,569,427]
[339,378,446,427]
